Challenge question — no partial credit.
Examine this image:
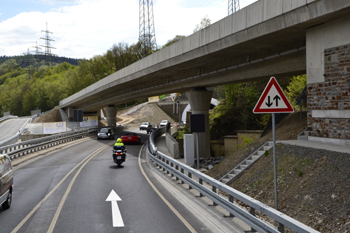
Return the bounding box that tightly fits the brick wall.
[307,44,350,139]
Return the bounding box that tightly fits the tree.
[162,35,186,48]
[283,74,307,109]
[210,80,270,139]
[193,16,211,33]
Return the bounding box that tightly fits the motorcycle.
[112,146,126,166]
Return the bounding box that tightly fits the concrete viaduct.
[59,0,350,157]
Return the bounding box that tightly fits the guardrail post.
[249,207,257,232]
[199,178,204,197]
[188,173,192,189]
[170,162,174,177]
[278,223,285,233]
[175,165,179,181]
[180,168,184,184]
[209,186,218,206]
[229,195,234,217]
[166,160,169,174]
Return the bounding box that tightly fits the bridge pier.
[104,105,117,127]
[306,14,350,145]
[186,88,213,158]
[66,107,74,122]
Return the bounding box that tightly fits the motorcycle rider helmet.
[117,138,122,143]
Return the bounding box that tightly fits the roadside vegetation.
[0,32,191,117]
[209,75,306,140]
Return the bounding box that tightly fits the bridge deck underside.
[60,2,350,111]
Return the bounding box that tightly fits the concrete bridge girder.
[77,49,306,112]
[58,0,350,146]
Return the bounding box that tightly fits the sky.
[0,0,257,59]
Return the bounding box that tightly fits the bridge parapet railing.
[1,128,99,160]
[147,127,319,233]
[0,118,32,147]
[0,115,18,123]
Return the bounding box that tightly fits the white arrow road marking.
[106,190,124,227]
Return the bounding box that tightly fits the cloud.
[0,0,257,59]
[0,0,139,58]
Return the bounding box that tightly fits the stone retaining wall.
[307,43,350,140]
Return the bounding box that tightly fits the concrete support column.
[66,107,74,122]
[186,88,213,158]
[104,105,117,127]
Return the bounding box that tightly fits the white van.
[0,154,13,210]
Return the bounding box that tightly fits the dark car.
[97,128,115,140]
[121,133,141,144]
[0,154,13,210]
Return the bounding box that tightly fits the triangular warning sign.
[253,77,294,114]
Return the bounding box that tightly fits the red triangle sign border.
[253,77,294,114]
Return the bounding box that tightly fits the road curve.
[0,118,30,142]
[0,133,206,233]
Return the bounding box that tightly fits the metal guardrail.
[147,127,319,233]
[0,115,18,123]
[1,128,99,160]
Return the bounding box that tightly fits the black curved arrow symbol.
[266,96,273,107]
[274,95,281,106]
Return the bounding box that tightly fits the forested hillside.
[0,42,143,116]
[0,55,79,68]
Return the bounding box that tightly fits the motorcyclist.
[114,138,125,150]
[113,138,126,165]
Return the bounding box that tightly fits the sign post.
[253,76,294,211]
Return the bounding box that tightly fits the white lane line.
[47,142,114,233]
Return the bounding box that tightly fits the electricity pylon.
[139,0,157,58]
[40,22,56,66]
[228,0,240,15]
[22,48,33,79]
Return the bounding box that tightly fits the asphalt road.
[0,118,30,142]
[0,132,211,233]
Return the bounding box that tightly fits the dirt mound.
[33,108,62,123]
[117,103,174,126]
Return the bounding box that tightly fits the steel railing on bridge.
[147,126,319,233]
